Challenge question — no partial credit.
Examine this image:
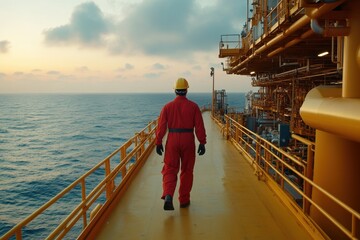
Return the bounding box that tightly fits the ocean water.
[0,92,245,238]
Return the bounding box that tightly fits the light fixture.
[210,67,215,117]
[250,71,255,75]
[318,51,329,57]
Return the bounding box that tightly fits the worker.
[156,77,207,211]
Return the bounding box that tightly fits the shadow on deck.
[95,112,313,240]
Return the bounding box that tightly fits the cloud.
[43,0,246,58]
[110,0,246,57]
[117,63,134,72]
[152,63,167,70]
[144,72,163,79]
[47,70,61,75]
[44,2,112,47]
[0,40,10,53]
[124,63,134,70]
[75,66,90,72]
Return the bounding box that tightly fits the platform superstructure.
[218,0,360,239]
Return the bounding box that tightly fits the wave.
[0,129,9,133]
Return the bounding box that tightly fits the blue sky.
[0,0,253,93]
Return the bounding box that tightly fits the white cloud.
[14,71,24,76]
[43,2,113,47]
[124,63,134,70]
[43,0,246,59]
[144,72,163,79]
[117,63,134,72]
[0,40,10,53]
[75,66,90,72]
[152,63,167,70]
[47,71,61,75]
[110,0,245,58]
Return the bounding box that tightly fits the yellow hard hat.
[174,77,189,89]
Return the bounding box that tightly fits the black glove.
[197,144,205,156]
[156,144,164,156]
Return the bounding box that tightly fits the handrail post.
[255,136,260,166]
[81,179,87,229]
[264,141,270,174]
[234,124,239,142]
[304,143,314,214]
[239,122,243,148]
[105,159,114,200]
[135,133,139,162]
[281,155,285,190]
[120,147,127,177]
[352,214,356,238]
[16,230,22,240]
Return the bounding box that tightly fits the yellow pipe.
[267,29,314,58]
[343,0,360,98]
[233,14,310,71]
[301,2,360,238]
[233,0,347,72]
[300,85,360,143]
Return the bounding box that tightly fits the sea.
[0,92,245,238]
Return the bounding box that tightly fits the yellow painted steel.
[300,1,360,239]
[94,111,315,240]
[231,0,346,74]
[343,0,360,98]
[300,86,360,143]
[310,130,360,239]
[223,113,360,239]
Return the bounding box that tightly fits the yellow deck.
[95,112,312,240]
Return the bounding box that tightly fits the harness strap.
[168,128,193,133]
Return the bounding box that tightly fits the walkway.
[95,111,313,240]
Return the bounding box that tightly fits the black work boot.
[163,195,174,211]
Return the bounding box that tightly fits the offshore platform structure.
[219,0,359,239]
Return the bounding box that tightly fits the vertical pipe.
[308,1,360,238]
[337,36,343,70]
[211,67,215,117]
[342,0,360,98]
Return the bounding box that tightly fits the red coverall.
[156,95,206,204]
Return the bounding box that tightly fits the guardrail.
[217,114,359,240]
[1,119,158,240]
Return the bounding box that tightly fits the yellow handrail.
[221,114,360,240]
[1,119,158,240]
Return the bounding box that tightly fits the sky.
[0,0,254,93]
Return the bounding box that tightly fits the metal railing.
[219,34,241,50]
[1,119,158,240]
[219,114,360,240]
[267,0,288,30]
